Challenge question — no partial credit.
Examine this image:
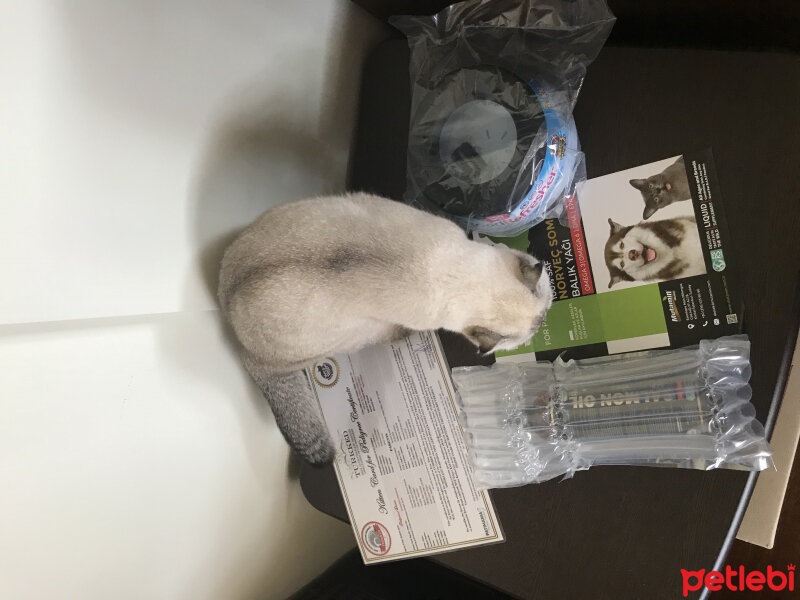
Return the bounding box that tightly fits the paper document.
[310,331,503,563]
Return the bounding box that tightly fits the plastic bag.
[391,0,615,237]
[451,336,773,488]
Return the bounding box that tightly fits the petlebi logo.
[681,564,795,596]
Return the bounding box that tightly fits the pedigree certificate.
[309,331,503,563]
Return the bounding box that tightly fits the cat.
[629,156,692,219]
[218,193,552,464]
[604,215,706,287]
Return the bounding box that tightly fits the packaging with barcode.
[452,336,773,488]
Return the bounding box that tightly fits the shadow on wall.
[189,97,342,303]
[189,7,390,301]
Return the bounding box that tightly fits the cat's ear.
[608,218,624,235]
[629,179,646,190]
[518,255,544,289]
[463,326,504,354]
[643,205,657,220]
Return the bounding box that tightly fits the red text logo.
[681,564,795,596]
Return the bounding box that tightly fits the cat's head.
[630,174,680,219]
[463,249,552,354]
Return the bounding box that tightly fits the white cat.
[218,193,552,463]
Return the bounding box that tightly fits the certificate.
[309,331,504,563]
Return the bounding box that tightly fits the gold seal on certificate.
[311,357,339,388]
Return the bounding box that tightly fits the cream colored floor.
[0,2,388,598]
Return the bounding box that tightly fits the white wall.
[0,1,388,598]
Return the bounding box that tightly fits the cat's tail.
[241,352,336,465]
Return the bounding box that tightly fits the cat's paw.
[297,433,336,466]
